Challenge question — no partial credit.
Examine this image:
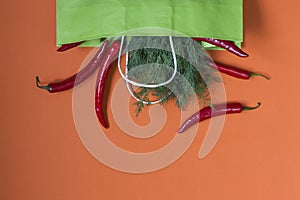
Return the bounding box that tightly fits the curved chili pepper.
[193,38,249,58]
[211,62,270,80]
[95,40,121,129]
[36,40,109,93]
[178,102,261,133]
[57,41,84,52]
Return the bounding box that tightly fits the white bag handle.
[117,36,176,104]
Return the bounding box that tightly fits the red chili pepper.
[95,40,121,129]
[57,41,85,52]
[211,62,270,80]
[178,102,261,133]
[36,40,109,93]
[193,38,249,58]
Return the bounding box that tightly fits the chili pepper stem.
[35,76,50,91]
[242,102,261,111]
[249,72,270,80]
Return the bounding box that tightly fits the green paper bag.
[56,0,243,49]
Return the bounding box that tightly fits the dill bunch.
[125,36,219,116]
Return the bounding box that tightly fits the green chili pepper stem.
[249,72,270,80]
[242,102,261,111]
[35,76,50,91]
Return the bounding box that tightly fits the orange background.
[1,0,300,199]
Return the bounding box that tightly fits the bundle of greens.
[125,36,219,116]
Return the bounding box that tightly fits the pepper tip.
[177,126,186,133]
[56,47,64,52]
[103,124,109,129]
[238,51,249,58]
